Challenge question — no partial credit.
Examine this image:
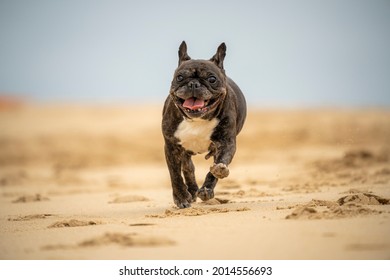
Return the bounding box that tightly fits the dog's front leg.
[197,138,236,201]
[181,152,199,202]
[164,141,193,208]
[210,139,236,179]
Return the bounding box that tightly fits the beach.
[0,104,389,259]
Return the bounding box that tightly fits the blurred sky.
[0,0,389,107]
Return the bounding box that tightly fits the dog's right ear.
[178,41,191,65]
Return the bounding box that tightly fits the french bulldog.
[162,41,246,208]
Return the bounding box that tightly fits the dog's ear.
[178,41,191,65]
[210,42,226,69]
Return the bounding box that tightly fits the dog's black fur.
[162,41,246,208]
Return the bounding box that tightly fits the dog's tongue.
[183,97,205,110]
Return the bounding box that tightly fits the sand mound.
[146,206,250,218]
[42,232,175,251]
[48,219,102,228]
[12,194,49,203]
[79,232,175,247]
[129,223,155,227]
[8,214,54,221]
[315,150,389,171]
[337,193,389,205]
[201,197,230,205]
[286,192,388,219]
[109,195,149,203]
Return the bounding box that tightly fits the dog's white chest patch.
[174,118,219,154]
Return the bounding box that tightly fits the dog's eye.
[208,76,217,84]
[176,75,184,82]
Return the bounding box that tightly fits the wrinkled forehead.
[176,60,223,77]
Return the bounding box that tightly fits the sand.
[0,104,389,259]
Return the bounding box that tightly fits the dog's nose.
[188,80,200,90]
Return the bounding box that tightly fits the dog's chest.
[174,118,219,154]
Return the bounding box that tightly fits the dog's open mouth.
[176,97,219,115]
[183,97,208,111]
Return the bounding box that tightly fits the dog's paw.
[189,191,198,203]
[173,191,193,209]
[187,186,199,202]
[210,163,229,179]
[197,187,215,201]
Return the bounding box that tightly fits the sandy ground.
[0,104,389,260]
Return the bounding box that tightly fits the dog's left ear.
[210,42,226,69]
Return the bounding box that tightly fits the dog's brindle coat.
[162,41,246,208]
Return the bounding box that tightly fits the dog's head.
[170,41,227,119]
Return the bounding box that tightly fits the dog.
[162,41,246,208]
